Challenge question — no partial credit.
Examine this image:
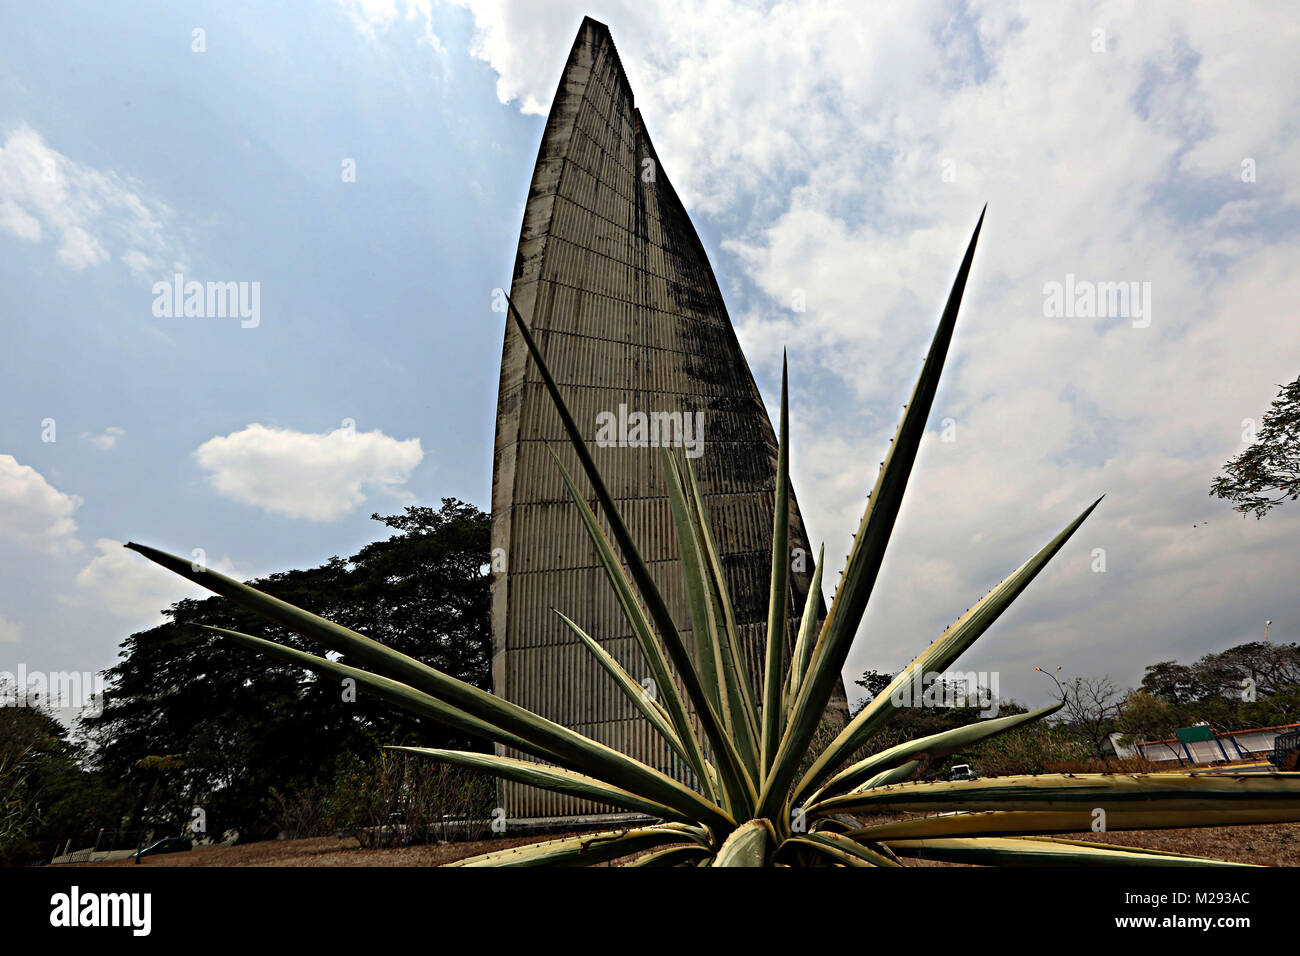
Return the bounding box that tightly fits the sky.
[1,0,1297,718]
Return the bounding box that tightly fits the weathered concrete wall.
[491,17,846,819]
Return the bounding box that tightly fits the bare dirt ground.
[67,818,1300,867]
[76,833,586,867]
[1057,822,1300,864]
[843,813,1300,866]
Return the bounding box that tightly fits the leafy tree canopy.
[1212,374,1300,518]
[82,498,491,840]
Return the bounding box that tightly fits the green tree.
[0,687,122,864]
[850,669,894,709]
[83,499,491,841]
[1139,660,1204,704]
[1195,641,1300,700]
[1115,690,1181,743]
[1211,374,1300,517]
[1121,640,1300,738]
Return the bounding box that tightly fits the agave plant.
[128,210,1300,866]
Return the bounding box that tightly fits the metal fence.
[1273,730,1300,770]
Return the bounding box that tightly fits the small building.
[1135,721,1300,766]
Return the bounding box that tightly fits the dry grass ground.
[66,818,1300,867]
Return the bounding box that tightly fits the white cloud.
[0,613,21,644]
[0,198,41,242]
[193,423,424,521]
[82,426,125,450]
[337,0,443,52]
[445,1,620,115]
[0,124,179,278]
[0,455,82,554]
[57,223,108,270]
[74,539,207,620]
[434,2,1300,692]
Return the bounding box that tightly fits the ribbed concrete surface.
[491,17,846,819]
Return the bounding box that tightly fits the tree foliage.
[0,688,122,865]
[82,499,491,843]
[1119,641,1300,741]
[1211,374,1300,518]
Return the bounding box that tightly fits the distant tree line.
[850,638,1300,775]
[1117,641,1300,742]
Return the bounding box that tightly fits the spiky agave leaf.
[551,611,690,764]
[126,211,1300,866]
[803,703,1066,805]
[792,499,1101,807]
[783,542,825,713]
[385,747,695,823]
[780,831,901,867]
[546,446,720,800]
[851,761,925,793]
[713,819,774,867]
[759,208,986,823]
[120,571,735,832]
[449,827,702,867]
[663,448,762,782]
[850,807,1300,841]
[809,772,1300,819]
[883,837,1255,867]
[629,844,712,867]
[760,354,792,774]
